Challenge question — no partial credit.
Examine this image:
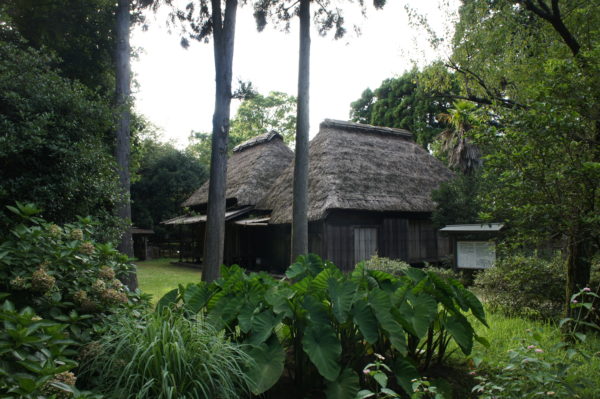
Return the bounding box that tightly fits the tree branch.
[444,62,527,109]
[518,0,581,57]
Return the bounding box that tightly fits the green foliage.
[472,331,579,398]
[0,203,150,345]
[468,309,600,399]
[0,299,77,398]
[0,39,123,239]
[131,140,206,237]
[230,91,296,145]
[81,309,253,399]
[475,254,566,320]
[2,0,117,94]
[362,255,410,276]
[560,287,600,344]
[433,100,481,174]
[186,90,296,167]
[431,172,482,228]
[159,254,487,398]
[349,67,457,149]
[445,0,600,307]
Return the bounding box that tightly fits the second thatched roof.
[182,131,293,208]
[257,119,454,224]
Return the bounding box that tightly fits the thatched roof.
[182,131,293,208]
[257,119,454,224]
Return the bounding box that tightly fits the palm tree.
[437,100,481,174]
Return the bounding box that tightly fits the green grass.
[466,308,600,398]
[135,258,200,302]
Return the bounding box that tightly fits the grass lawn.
[135,258,201,303]
[466,309,600,398]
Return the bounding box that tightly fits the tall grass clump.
[82,310,254,399]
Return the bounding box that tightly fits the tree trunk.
[202,0,238,282]
[565,232,592,316]
[291,0,310,262]
[115,0,137,291]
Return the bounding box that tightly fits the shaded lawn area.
[136,258,200,303]
[464,309,600,398]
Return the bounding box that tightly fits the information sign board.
[457,241,496,269]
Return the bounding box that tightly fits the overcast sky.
[130,0,458,147]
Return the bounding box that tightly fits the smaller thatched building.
[257,119,454,271]
[164,131,294,266]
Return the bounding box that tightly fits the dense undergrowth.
[3,205,599,399]
[153,254,488,398]
[0,204,150,398]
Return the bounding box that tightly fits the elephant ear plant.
[159,254,488,398]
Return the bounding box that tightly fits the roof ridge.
[232,130,282,153]
[321,119,413,140]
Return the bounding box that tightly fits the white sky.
[131,0,457,147]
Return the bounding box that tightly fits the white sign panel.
[457,241,496,269]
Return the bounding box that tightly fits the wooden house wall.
[321,210,442,271]
[223,224,290,274]
[214,211,449,274]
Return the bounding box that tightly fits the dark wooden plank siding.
[324,223,354,271]
[381,218,408,260]
[408,219,438,262]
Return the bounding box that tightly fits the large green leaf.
[398,293,438,339]
[457,284,488,327]
[265,286,295,319]
[302,324,341,381]
[404,267,426,282]
[392,356,420,395]
[328,279,357,323]
[286,261,307,280]
[325,368,359,399]
[443,313,474,355]
[351,299,379,344]
[303,295,330,326]
[368,289,406,355]
[286,253,324,279]
[247,309,281,346]
[182,283,212,314]
[155,288,178,312]
[207,295,244,331]
[312,267,343,292]
[246,337,285,394]
[237,302,257,333]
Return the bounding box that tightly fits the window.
[354,227,378,263]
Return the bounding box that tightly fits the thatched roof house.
[172,120,453,271]
[258,119,453,223]
[183,131,293,209]
[164,131,293,265]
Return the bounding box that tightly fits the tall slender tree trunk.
[565,230,592,318]
[115,0,137,291]
[291,0,310,262]
[202,0,238,282]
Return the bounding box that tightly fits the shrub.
[363,255,410,276]
[364,256,470,286]
[0,298,77,398]
[0,39,123,238]
[159,254,488,398]
[82,310,254,399]
[0,203,150,344]
[474,253,566,319]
